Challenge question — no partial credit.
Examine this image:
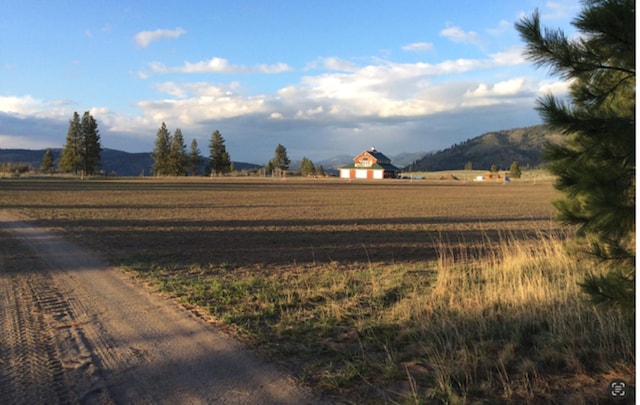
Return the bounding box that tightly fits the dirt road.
[0,210,323,404]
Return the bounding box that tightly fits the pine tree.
[41,148,54,174]
[300,157,316,177]
[208,130,231,176]
[152,123,171,176]
[264,160,274,176]
[271,144,290,172]
[59,112,81,174]
[168,128,188,176]
[509,161,521,179]
[516,0,635,315]
[189,139,202,176]
[79,111,101,176]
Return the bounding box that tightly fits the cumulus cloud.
[140,57,291,77]
[1,47,550,162]
[134,27,187,48]
[135,50,536,134]
[401,42,434,52]
[0,95,43,115]
[462,78,531,107]
[0,95,75,120]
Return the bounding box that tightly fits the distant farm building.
[340,147,400,179]
[474,171,511,182]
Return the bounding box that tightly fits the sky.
[0,0,581,164]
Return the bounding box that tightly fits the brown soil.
[0,210,324,404]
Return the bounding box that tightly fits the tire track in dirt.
[0,211,324,404]
[0,225,116,404]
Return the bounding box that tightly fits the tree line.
[150,123,325,177]
[38,116,323,177]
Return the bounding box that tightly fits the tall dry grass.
[383,229,635,403]
[133,228,634,403]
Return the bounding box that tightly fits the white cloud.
[543,1,581,19]
[134,50,535,132]
[0,45,551,162]
[401,42,434,52]
[153,82,189,98]
[440,25,481,45]
[488,46,527,66]
[463,78,528,107]
[135,91,268,125]
[140,57,291,77]
[134,27,187,48]
[537,78,572,96]
[0,95,42,114]
[0,95,75,120]
[321,57,360,72]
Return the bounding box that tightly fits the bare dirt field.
[0,208,323,404]
[0,177,633,403]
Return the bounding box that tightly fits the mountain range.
[0,125,564,176]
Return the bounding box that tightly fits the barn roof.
[365,150,392,163]
[341,162,399,171]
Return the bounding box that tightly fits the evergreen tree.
[264,160,274,175]
[509,161,521,179]
[59,112,82,174]
[168,128,188,176]
[516,0,635,314]
[464,161,473,171]
[152,122,171,176]
[79,111,101,176]
[270,144,290,172]
[208,130,231,176]
[300,156,316,176]
[41,148,54,174]
[189,139,202,176]
[316,165,325,177]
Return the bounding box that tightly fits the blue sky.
[1,0,580,163]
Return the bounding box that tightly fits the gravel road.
[0,210,323,404]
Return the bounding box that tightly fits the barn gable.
[339,147,399,179]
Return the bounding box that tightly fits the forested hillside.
[409,125,565,171]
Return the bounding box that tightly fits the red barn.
[339,147,400,179]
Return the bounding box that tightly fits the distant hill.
[409,125,565,171]
[0,126,564,175]
[315,154,354,170]
[0,148,261,176]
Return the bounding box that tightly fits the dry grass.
[0,177,634,404]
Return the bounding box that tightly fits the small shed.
[339,147,400,179]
